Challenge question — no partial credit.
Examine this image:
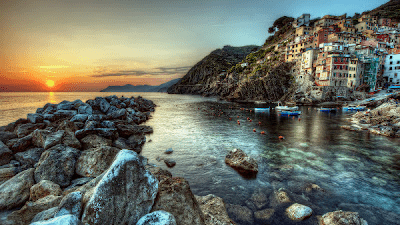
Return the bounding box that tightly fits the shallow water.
[1,92,400,224]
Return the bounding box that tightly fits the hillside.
[101,78,180,92]
[365,0,400,20]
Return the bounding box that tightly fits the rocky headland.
[0,95,376,225]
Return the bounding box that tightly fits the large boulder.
[30,180,62,201]
[321,211,368,225]
[0,168,35,210]
[0,131,17,143]
[113,134,146,153]
[34,144,81,187]
[31,206,59,223]
[54,191,82,218]
[57,121,79,133]
[44,130,65,150]
[62,131,81,149]
[137,211,177,225]
[14,147,45,168]
[70,114,89,123]
[75,146,120,177]
[0,166,21,183]
[151,176,205,225]
[195,194,235,225]
[31,214,82,225]
[15,123,46,138]
[57,102,74,111]
[80,134,112,150]
[75,128,118,140]
[225,149,258,175]
[7,195,63,225]
[32,129,51,148]
[99,98,110,113]
[285,203,312,221]
[27,113,44,124]
[78,104,93,115]
[81,150,158,225]
[116,124,153,138]
[0,141,13,166]
[7,134,33,153]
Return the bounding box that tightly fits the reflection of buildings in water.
[48,92,57,104]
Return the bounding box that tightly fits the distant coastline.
[100,78,180,92]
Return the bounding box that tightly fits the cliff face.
[167,45,258,95]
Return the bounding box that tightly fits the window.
[390,67,393,70]
[390,61,393,65]
[395,73,398,78]
[333,72,336,77]
[390,56,393,59]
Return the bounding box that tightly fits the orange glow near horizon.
[46,80,55,88]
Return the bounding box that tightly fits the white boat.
[274,102,298,111]
[342,106,366,111]
[254,108,270,113]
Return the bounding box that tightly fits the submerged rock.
[321,210,368,225]
[225,148,258,175]
[285,203,312,221]
[226,204,253,225]
[164,159,176,168]
[81,150,158,225]
[195,194,235,225]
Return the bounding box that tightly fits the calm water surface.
[1,92,400,225]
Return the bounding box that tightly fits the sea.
[1,92,400,225]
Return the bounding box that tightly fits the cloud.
[90,66,192,78]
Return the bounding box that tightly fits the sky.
[0,0,389,92]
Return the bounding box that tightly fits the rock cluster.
[225,148,258,176]
[342,96,400,137]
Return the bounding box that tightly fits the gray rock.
[32,129,52,148]
[100,120,115,128]
[0,141,12,166]
[81,150,158,225]
[34,144,81,187]
[151,176,205,225]
[30,180,62,201]
[254,208,275,223]
[322,210,368,225]
[195,194,235,225]
[106,106,119,116]
[62,131,81,149]
[225,148,258,175]
[75,146,120,177]
[285,203,312,221]
[137,211,177,225]
[63,177,93,192]
[0,131,17,143]
[75,128,118,140]
[54,191,82,218]
[36,107,45,114]
[31,206,58,223]
[70,114,89,123]
[116,124,153,138]
[31,214,82,225]
[44,130,65,150]
[164,159,176,168]
[28,113,44,124]
[43,114,56,121]
[226,204,254,225]
[112,135,145,153]
[72,99,84,109]
[99,99,110,113]
[78,104,93,115]
[7,195,63,225]
[109,108,126,119]
[87,114,104,122]
[57,121,79,133]
[56,102,74,111]
[53,110,77,118]
[43,106,55,115]
[80,134,112,150]
[0,168,35,210]
[110,98,120,106]
[0,166,21,183]
[165,148,173,154]
[7,134,33,153]
[15,123,46,138]
[14,147,45,168]
[84,120,99,130]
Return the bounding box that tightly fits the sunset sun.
[46,80,55,88]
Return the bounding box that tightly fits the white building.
[383,54,400,85]
[293,14,310,28]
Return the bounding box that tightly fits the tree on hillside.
[268,16,294,33]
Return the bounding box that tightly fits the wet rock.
[249,190,269,210]
[109,108,127,120]
[75,146,120,177]
[31,214,82,225]
[84,120,99,130]
[285,203,312,221]
[63,177,93,193]
[74,128,118,140]
[7,195,63,225]
[195,194,235,225]
[0,167,21,183]
[270,190,291,207]
[7,134,33,153]
[152,176,205,225]
[70,114,89,123]
[225,148,258,175]
[15,123,46,138]
[81,150,158,225]
[78,104,93,115]
[54,191,82,218]
[87,114,104,122]
[321,210,368,225]
[44,130,65,150]
[116,124,153,138]
[137,211,177,225]
[226,204,253,225]
[0,168,35,210]
[0,141,13,166]
[100,120,115,128]
[165,148,173,154]
[30,180,62,201]
[32,129,51,148]
[0,131,17,143]
[148,167,173,181]
[164,159,176,168]
[57,121,79,133]
[80,134,112,150]
[53,110,77,119]
[43,106,55,115]
[62,131,81,149]
[254,208,275,223]
[34,144,81,187]
[28,113,44,124]
[57,102,74,111]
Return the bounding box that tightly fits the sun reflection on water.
[48,92,56,103]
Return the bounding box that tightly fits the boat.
[342,106,366,111]
[274,102,299,111]
[318,108,337,113]
[278,110,301,116]
[254,107,270,113]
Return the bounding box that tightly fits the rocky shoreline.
[0,95,373,225]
